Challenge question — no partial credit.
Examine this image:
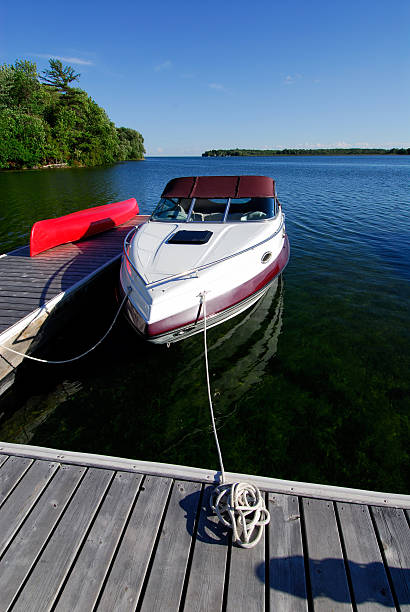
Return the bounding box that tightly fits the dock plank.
[12,467,113,612]
[0,299,53,310]
[55,471,142,611]
[0,216,147,343]
[302,498,352,611]
[227,510,265,611]
[0,459,59,557]
[0,455,32,508]
[371,506,410,610]
[1,259,116,272]
[96,475,172,612]
[268,493,308,611]
[183,485,230,612]
[0,443,408,612]
[336,502,394,610]
[0,278,82,291]
[0,464,85,612]
[140,479,202,612]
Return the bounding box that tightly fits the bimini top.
[162,175,275,199]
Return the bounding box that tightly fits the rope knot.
[212,482,270,548]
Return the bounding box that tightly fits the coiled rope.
[199,292,270,548]
[0,289,130,365]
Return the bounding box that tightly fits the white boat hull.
[119,216,290,343]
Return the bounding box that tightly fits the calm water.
[0,156,409,493]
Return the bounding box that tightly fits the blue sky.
[2,0,409,155]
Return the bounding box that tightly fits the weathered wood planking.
[0,215,148,335]
[0,447,409,611]
[0,215,148,395]
[140,479,202,612]
[55,471,142,611]
[0,455,33,507]
[11,468,113,612]
[302,498,353,611]
[0,460,58,557]
[371,506,410,609]
[336,502,394,610]
[227,511,265,611]
[183,485,230,611]
[268,493,308,611]
[96,475,172,612]
[0,464,86,612]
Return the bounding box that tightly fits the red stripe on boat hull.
[145,234,290,338]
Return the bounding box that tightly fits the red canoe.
[30,198,139,256]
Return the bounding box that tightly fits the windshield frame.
[150,196,280,223]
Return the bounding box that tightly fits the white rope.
[0,289,130,365]
[212,482,271,548]
[199,291,270,548]
[200,291,225,483]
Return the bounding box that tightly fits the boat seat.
[241,211,267,221]
[203,212,224,221]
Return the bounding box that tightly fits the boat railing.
[123,213,285,290]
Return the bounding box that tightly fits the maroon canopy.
[162,175,275,198]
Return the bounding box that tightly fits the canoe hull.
[30,198,139,256]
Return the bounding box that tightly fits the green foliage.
[0,58,145,169]
[41,58,80,92]
[0,108,47,168]
[116,127,145,161]
[203,148,410,157]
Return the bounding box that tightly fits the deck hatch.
[167,230,213,245]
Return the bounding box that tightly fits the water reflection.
[0,276,284,463]
[160,278,284,454]
[170,277,283,406]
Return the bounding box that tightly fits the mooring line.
[199,291,270,548]
[0,290,130,365]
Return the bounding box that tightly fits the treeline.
[203,148,410,157]
[0,59,145,169]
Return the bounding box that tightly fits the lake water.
[0,156,409,493]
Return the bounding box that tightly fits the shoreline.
[0,159,145,172]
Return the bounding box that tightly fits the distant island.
[0,58,145,169]
[203,148,410,157]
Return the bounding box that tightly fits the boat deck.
[0,442,408,611]
[0,215,149,395]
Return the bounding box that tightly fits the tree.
[0,57,145,168]
[0,108,46,167]
[41,59,80,92]
[116,127,145,160]
[0,60,44,114]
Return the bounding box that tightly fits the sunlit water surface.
[0,156,409,493]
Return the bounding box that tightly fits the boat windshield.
[151,198,191,221]
[151,196,278,222]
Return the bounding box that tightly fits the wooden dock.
[0,442,408,611]
[0,215,149,396]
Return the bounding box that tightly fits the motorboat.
[119,175,290,344]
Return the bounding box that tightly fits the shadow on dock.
[180,486,230,545]
[256,556,409,607]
